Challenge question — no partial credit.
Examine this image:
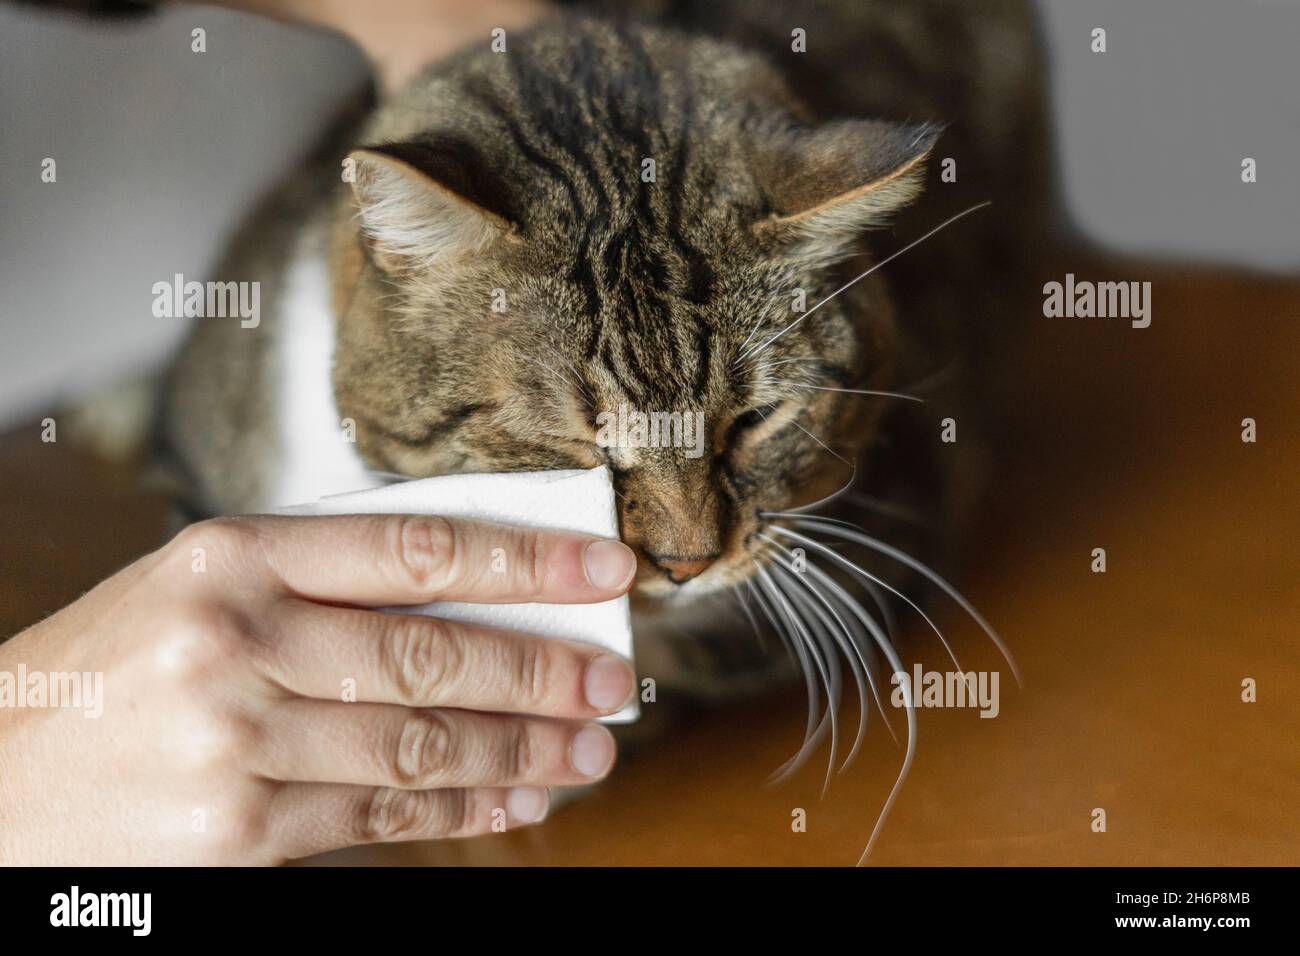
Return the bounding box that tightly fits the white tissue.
[280,466,637,723]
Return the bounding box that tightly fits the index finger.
[223,514,637,607]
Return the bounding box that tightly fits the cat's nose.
[648,552,720,584]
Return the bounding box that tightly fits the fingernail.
[584,654,635,712]
[583,539,637,590]
[506,786,549,824]
[570,725,616,779]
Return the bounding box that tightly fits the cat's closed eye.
[729,403,784,442]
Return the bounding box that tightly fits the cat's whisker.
[756,356,817,370]
[772,515,1021,686]
[747,585,825,784]
[731,578,768,652]
[790,419,853,468]
[525,356,586,402]
[819,578,899,748]
[765,525,964,674]
[756,561,838,777]
[792,558,918,864]
[744,357,779,393]
[860,577,901,644]
[844,493,926,527]
[764,537,872,769]
[527,357,570,389]
[748,533,917,862]
[759,530,898,750]
[776,457,861,516]
[733,295,779,364]
[772,564,845,797]
[746,553,811,688]
[895,359,960,397]
[782,382,926,403]
[749,557,833,784]
[749,531,898,750]
[539,344,596,403]
[755,356,831,370]
[745,576,794,668]
[734,200,993,367]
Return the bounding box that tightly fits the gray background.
[1,0,1296,428]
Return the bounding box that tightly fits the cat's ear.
[347,142,519,273]
[753,120,940,257]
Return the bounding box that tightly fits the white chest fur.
[265,242,377,511]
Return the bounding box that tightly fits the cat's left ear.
[347,142,519,273]
[752,120,941,258]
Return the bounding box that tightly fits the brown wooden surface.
[3,263,1296,866]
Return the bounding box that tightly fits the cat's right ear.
[751,120,941,261]
[347,143,519,273]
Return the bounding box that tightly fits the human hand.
[0,513,636,864]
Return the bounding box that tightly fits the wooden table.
[3,261,1296,866]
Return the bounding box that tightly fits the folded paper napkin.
[280,466,637,723]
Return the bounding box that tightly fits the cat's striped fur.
[163,2,1049,852]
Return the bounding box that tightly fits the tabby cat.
[162,0,1051,837]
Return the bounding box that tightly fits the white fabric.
[280,466,637,723]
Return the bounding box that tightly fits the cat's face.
[332,20,934,606]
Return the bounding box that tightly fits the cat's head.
[332,18,936,605]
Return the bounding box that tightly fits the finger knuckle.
[501,720,535,781]
[361,788,472,842]
[394,711,455,787]
[187,709,263,773]
[513,640,549,710]
[391,515,458,596]
[362,787,422,842]
[172,517,259,566]
[387,617,462,706]
[153,603,254,681]
[522,528,548,593]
